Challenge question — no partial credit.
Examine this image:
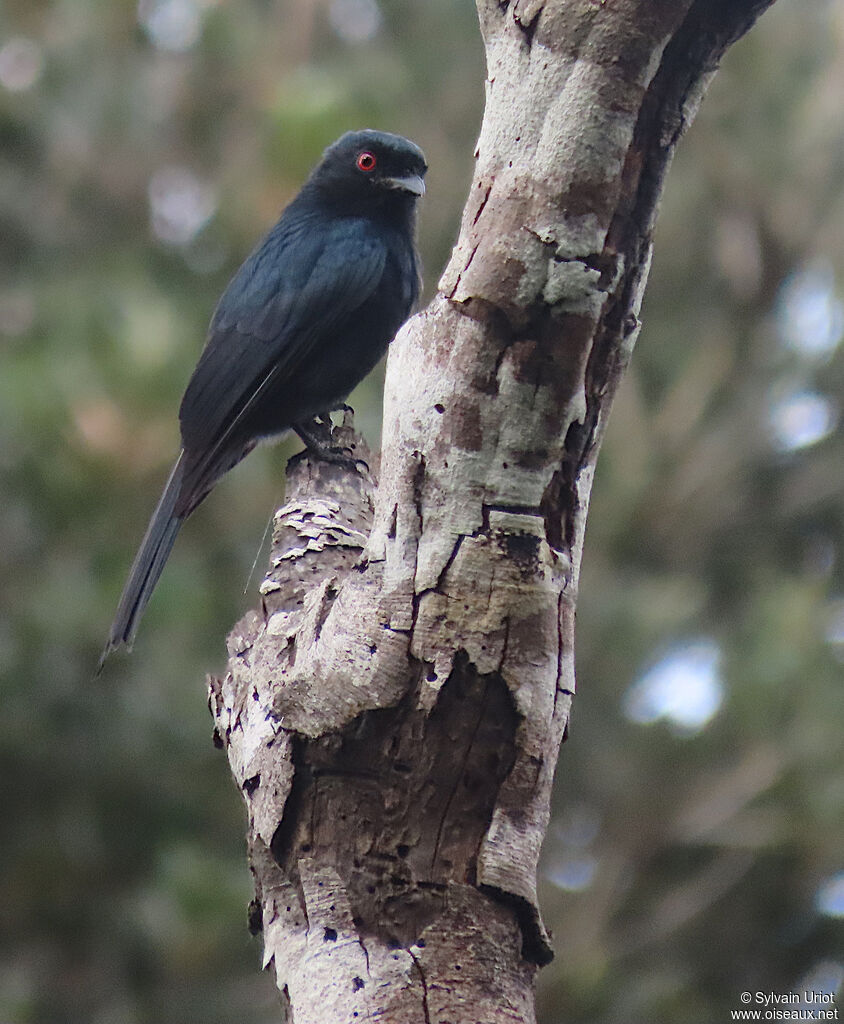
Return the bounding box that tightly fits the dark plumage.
[100,129,426,665]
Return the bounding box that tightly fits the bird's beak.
[383,174,426,197]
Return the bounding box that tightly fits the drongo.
[101,129,426,665]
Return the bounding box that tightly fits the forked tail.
[98,453,186,670]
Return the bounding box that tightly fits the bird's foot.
[292,417,369,471]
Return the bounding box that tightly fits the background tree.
[0,0,842,1022]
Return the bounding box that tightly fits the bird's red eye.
[357,151,377,172]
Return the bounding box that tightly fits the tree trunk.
[208,1,778,1020]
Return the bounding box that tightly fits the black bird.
[101,129,426,665]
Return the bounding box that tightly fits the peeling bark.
[209,2,778,1020]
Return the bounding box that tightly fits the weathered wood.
[209,2,778,1019]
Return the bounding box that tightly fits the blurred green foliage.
[0,1,841,1022]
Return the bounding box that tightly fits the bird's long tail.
[99,452,186,670]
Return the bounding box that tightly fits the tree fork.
[209,1,778,1020]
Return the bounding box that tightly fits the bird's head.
[307,129,427,212]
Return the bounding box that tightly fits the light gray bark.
[208,1,778,1020]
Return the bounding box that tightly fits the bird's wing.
[177,216,386,503]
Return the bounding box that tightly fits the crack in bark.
[358,931,371,980]
[408,947,432,1024]
[499,614,511,674]
[551,589,575,720]
[512,0,543,44]
[483,502,543,519]
[412,451,427,535]
[428,534,465,597]
[472,184,492,226]
[446,242,481,300]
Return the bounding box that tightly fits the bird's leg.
[292,415,366,469]
[292,414,336,455]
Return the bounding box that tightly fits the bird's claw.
[289,444,368,473]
